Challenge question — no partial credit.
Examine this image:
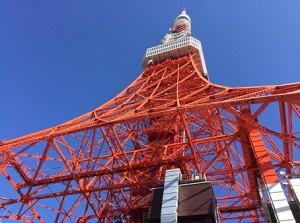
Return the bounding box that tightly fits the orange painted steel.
[0,53,300,222]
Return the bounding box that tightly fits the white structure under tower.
[258,173,300,223]
[160,169,180,223]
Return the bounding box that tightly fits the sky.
[1,0,300,141]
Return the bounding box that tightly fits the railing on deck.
[180,172,206,184]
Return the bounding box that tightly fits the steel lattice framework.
[0,53,299,222]
[1,10,300,223]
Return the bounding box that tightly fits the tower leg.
[248,126,295,222]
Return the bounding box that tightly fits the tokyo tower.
[1,9,300,223]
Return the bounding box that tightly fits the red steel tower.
[0,9,300,223]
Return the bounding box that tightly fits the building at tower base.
[148,169,220,223]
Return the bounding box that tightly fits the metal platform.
[142,36,208,78]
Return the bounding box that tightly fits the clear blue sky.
[1,1,300,141]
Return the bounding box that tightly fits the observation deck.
[142,36,208,78]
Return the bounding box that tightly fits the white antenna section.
[162,8,191,44]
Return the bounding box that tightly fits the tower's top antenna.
[161,8,191,44]
[142,8,208,78]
